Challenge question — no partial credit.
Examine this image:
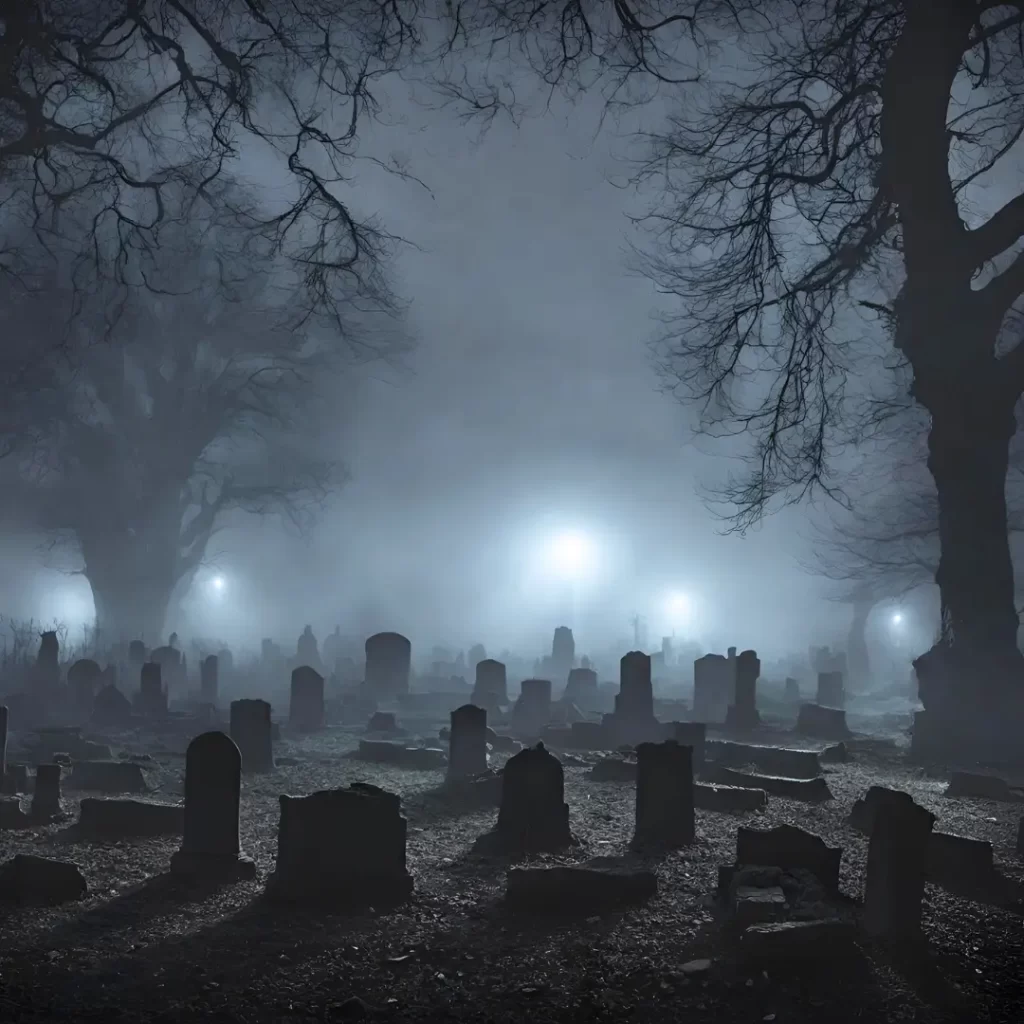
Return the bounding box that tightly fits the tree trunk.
[845,596,874,690]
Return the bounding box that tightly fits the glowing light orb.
[891,612,903,626]
[211,576,226,593]
[666,591,690,617]
[547,531,595,579]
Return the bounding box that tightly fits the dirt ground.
[1,726,1022,1024]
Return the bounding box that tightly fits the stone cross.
[364,632,412,699]
[447,704,488,780]
[863,787,935,939]
[170,731,255,879]
[289,666,325,732]
[633,739,695,848]
[200,655,219,705]
[229,699,274,773]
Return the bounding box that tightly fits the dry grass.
[1,727,1023,1024]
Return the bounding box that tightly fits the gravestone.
[550,626,575,682]
[564,667,598,709]
[471,659,508,709]
[632,740,695,848]
[229,699,274,773]
[289,666,325,732]
[266,783,413,906]
[128,640,146,666]
[0,705,7,780]
[138,662,167,716]
[606,652,661,744]
[513,678,552,734]
[725,650,761,731]
[364,632,411,699]
[816,671,845,709]
[784,677,800,702]
[862,787,935,940]
[32,763,62,819]
[200,655,219,705]
[484,743,572,853]
[170,732,255,879]
[694,654,732,723]
[735,824,842,894]
[447,704,488,781]
[1016,817,1023,857]
[34,631,61,696]
[795,702,851,739]
[67,659,103,719]
[672,722,707,772]
[92,683,132,727]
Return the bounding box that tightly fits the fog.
[2,82,865,661]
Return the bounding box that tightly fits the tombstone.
[229,699,274,773]
[128,640,146,666]
[816,670,845,709]
[1016,817,1024,858]
[92,683,132,727]
[468,643,487,669]
[693,653,732,723]
[512,678,552,734]
[0,705,7,780]
[266,783,413,906]
[604,652,660,744]
[796,702,851,739]
[150,645,183,693]
[138,662,167,716]
[32,763,63,818]
[447,704,488,781]
[725,650,761,731]
[289,666,325,732]
[365,632,412,699]
[672,721,707,772]
[862,788,935,940]
[471,659,508,710]
[200,655,219,705]
[170,732,255,879]
[564,667,598,709]
[486,743,572,853]
[727,646,738,700]
[67,659,103,720]
[784,677,800,702]
[632,740,695,848]
[34,631,61,697]
[550,626,575,680]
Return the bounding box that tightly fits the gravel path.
[1,728,1022,1024]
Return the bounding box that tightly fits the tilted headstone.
[633,740,695,848]
[289,666,325,732]
[725,649,761,731]
[266,783,413,906]
[170,732,255,879]
[364,632,411,699]
[491,743,572,853]
[447,704,488,781]
[863,787,935,939]
[564,667,598,708]
[67,659,103,719]
[32,763,63,818]
[471,659,508,709]
[512,678,552,734]
[693,653,732,723]
[200,655,219,705]
[816,670,845,709]
[229,699,274,773]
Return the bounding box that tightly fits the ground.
[1,728,1022,1024]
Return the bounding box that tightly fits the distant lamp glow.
[210,575,226,593]
[891,612,903,626]
[548,531,594,580]
[666,591,690,619]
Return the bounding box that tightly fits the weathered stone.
[32,763,63,818]
[589,757,637,782]
[0,796,31,828]
[170,731,255,880]
[365,632,412,699]
[605,652,661,744]
[693,653,732,724]
[472,659,508,709]
[739,919,855,959]
[1017,817,1024,857]
[289,666,325,732]
[711,766,832,802]
[735,824,842,894]
[266,783,413,906]
[926,831,998,898]
[230,699,274,773]
[733,885,786,925]
[694,783,768,812]
[563,667,598,709]
[784,678,800,702]
[819,742,848,763]
[479,743,572,854]
[506,861,656,912]
[945,771,1021,802]
[67,760,149,794]
[78,798,184,836]
[2,763,28,795]
[512,679,552,735]
[366,711,403,734]
[138,662,168,716]
[632,740,694,848]
[447,704,488,780]
[68,659,103,719]
[862,787,935,940]
[92,684,132,727]
[724,650,761,731]
[706,740,821,780]
[816,671,845,709]
[354,741,447,769]
[0,854,87,905]
[0,705,6,780]
[795,703,851,739]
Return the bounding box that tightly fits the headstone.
[725,650,761,731]
[128,640,146,665]
[632,740,695,848]
[795,703,851,739]
[550,626,575,680]
[289,666,325,732]
[266,783,413,906]
[1016,817,1023,857]
[735,824,842,894]
[816,671,845,709]
[471,659,508,710]
[34,631,61,696]
[229,699,274,773]
[606,652,661,744]
[447,704,488,781]
[784,677,800,702]
[694,654,732,723]
[487,743,572,853]
[0,705,7,781]
[170,732,255,879]
[138,662,167,716]
[92,683,132,727]
[365,632,412,699]
[564,667,598,709]
[32,763,62,818]
[200,655,219,705]
[512,678,552,734]
[0,854,87,905]
[78,798,184,836]
[862,788,935,940]
[67,659,103,719]
[672,722,707,771]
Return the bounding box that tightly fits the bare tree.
[13,183,391,643]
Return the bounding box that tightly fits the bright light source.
[891,612,903,626]
[665,591,690,618]
[548,531,594,580]
[210,576,226,593]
